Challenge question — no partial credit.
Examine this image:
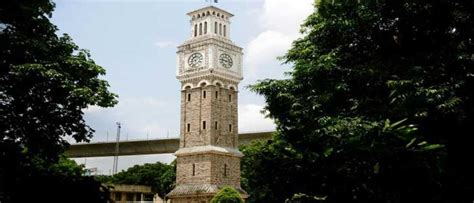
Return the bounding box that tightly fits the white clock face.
[219,53,233,69]
[188,53,203,68]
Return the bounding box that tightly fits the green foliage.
[95,161,176,199]
[244,0,473,202]
[210,186,244,203]
[285,193,326,203]
[0,0,117,202]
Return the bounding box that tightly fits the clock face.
[219,53,233,69]
[188,53,203,68]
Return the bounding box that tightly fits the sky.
[51,0,314,174]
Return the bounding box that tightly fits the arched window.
[199,23,202,35]
[229,124,232,132]
[192,164,195,176]
[215,121,218,130]
[203,121,206,130]
[194,24,197,37]
[203,91,206,99]
[228,94,231,102]
[219,23,222,35]
[215,91,218,98]
[187,123,191,132]
[187,93,191,102]
[223,25,226,37]
[214,22,218,34]
[204,22,207,34]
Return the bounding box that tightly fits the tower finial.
[206,0,218,6]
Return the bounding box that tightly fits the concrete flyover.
[65,131,274,158]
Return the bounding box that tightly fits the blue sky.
[52,0,314,174]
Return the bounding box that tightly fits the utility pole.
[112,122,121,174]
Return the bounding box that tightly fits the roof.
[105,184,153,194]
[187,6,234,17]
[167,184,247,198]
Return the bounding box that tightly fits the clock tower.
[167,6,247,202]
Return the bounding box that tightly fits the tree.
[0,0,117,202]
[244,0,473,202]
[210,186,244,203]
[97,161,176,199]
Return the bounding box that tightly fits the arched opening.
[215,121,218,130]
[197,14,200,18]
[203,121,206,130]
[187,93,191,102]
[214,22,218,34]
[187,123,191,132]
[192,164,195,176]
[203,91,206,99]
[204,22,207,34]
[194,24,197,37]
[219,23,222,35]
[223,25,226,37]
[199,23,202,35]
[229,124,232,132]
[199,80,209,87]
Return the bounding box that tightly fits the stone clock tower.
[167,6,248,202]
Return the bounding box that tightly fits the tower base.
[167,184,247,203]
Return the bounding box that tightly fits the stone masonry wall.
[180,78,238,148]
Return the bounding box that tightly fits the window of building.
[204,22,207,34]
[228,94,232,102]
[194,24,197,37]
[199,23,202,35]
[224,164,227,177]
[223,25,226,37]
[203,91,206,99]
[114,193,122,201]
[229,124,232,132]
[215,22,218,34]
[203,121,206,130]
[187,93,191,102]
[126,193,134,201]
[215,121,218,130]
[219,23,222,35]
[215,91,218,98]
[187,123,190,132]
[192,164,196,176]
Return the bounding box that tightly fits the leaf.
[406,138,417,148]
[373,162,380,174]
[323,147,334,157]
[422,144,444,151]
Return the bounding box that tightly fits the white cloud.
[238,104,275,133]
[83,97,176,142]
[83,105,105,114]
[245,30,293,77]
[244,0,314,80]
